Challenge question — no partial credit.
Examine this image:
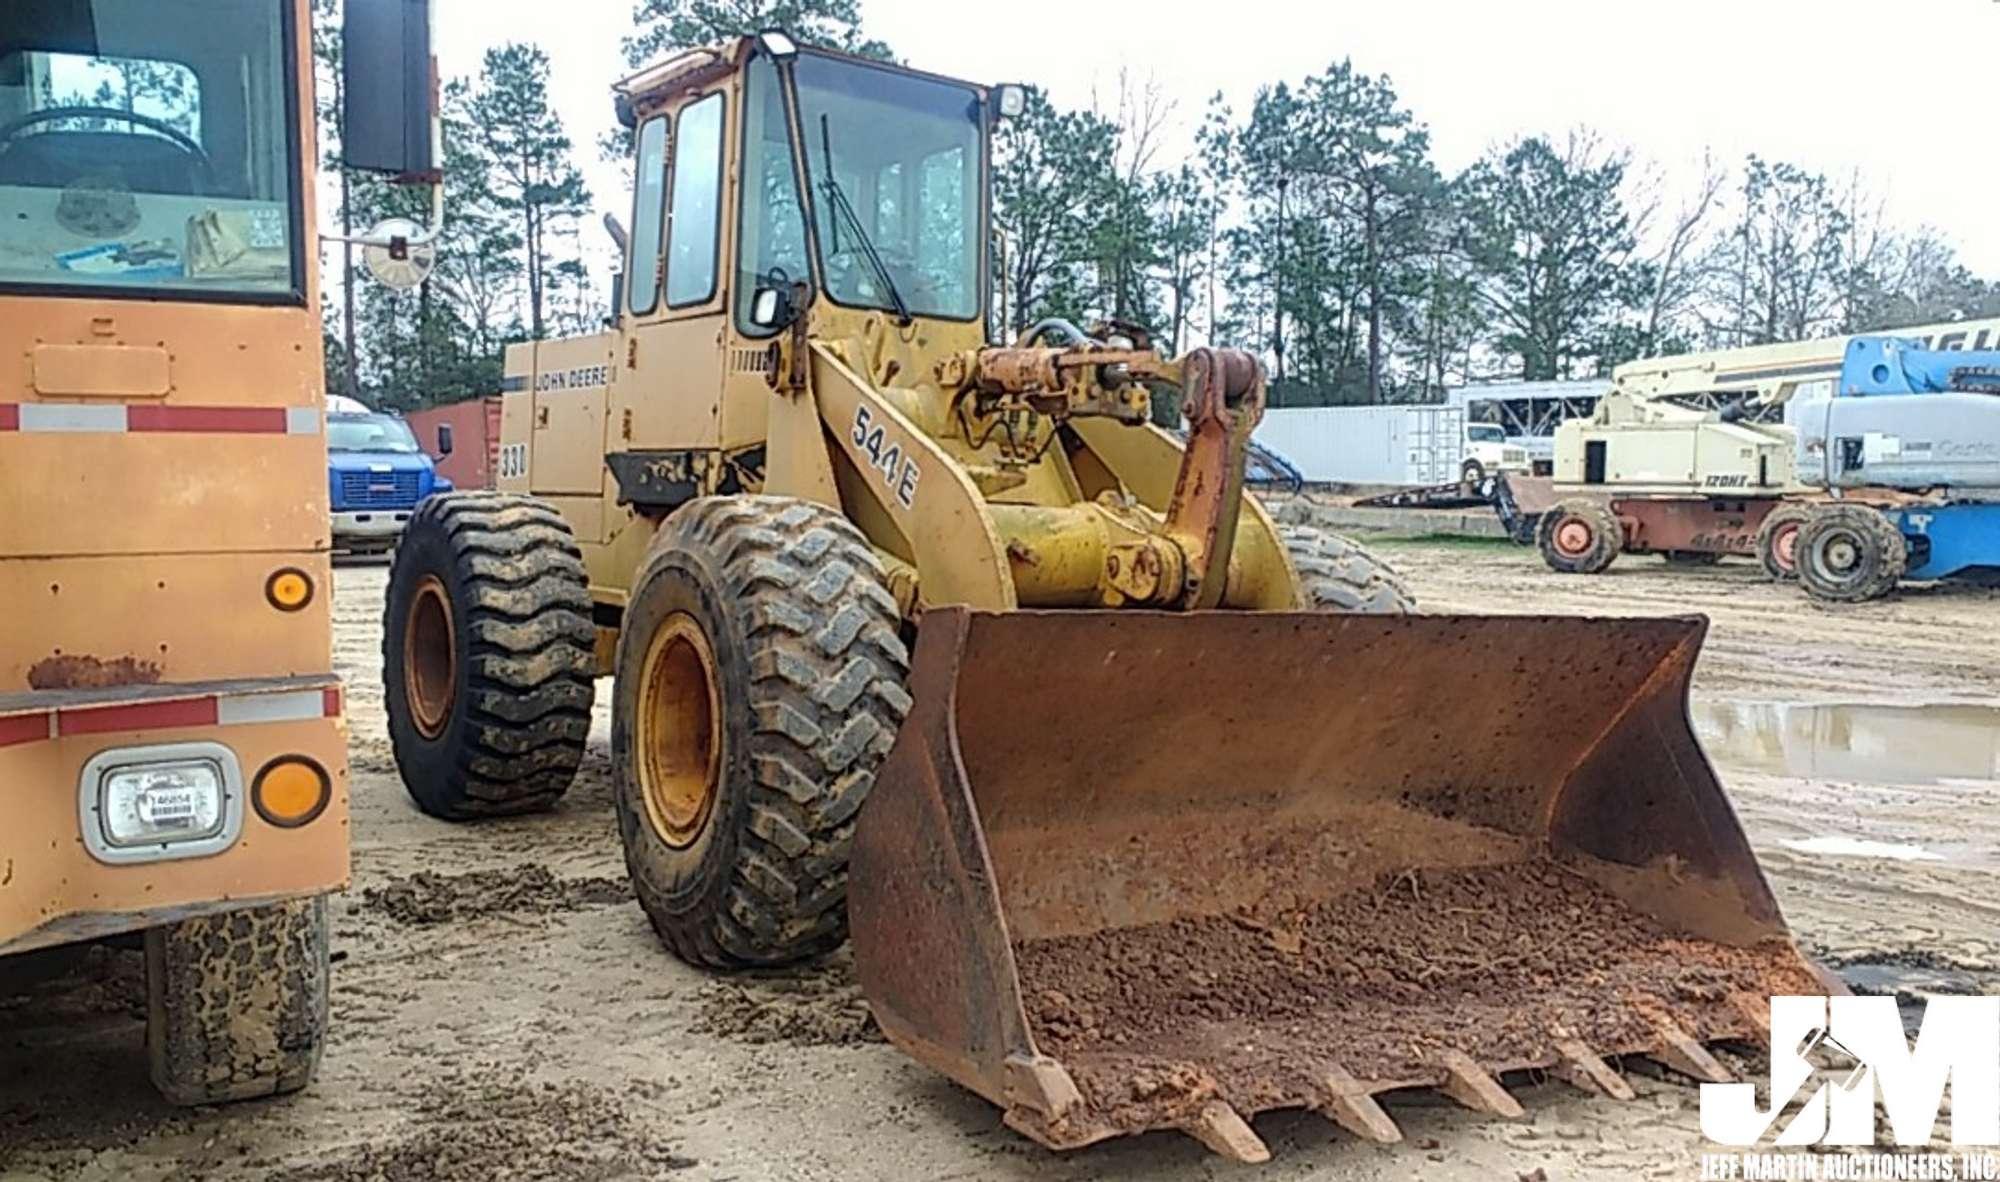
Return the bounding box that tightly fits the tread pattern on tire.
[1280,525,1416,613]
[624,496,912,968]
[385,492,596,818]
[1537,497,1622,575]
[1757,503,1811,581]
[1797,503,1906,604]
[146,898,328,1106]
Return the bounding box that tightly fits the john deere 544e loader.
[382,33,1823,1162]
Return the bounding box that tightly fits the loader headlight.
[756,29,798,60]
[994,84,1027,120]
[80,742,244,864]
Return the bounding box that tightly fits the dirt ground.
[3,535,1996,1181]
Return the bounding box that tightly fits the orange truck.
[0,0,435,1103]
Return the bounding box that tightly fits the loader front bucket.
[849,608,1827,1161]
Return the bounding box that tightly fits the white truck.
[1461,422,1531,484]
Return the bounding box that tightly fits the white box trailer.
[1254,404,1467,486]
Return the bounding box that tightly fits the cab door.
[614,90,731,456]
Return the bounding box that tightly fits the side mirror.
[751,286,795,330]
[342,0,439,180]
[436,423,454,457]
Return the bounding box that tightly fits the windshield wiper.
[817,114,911,325]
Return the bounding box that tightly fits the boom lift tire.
[1757,503,1810,581]
[1537,498,1623,575]
[612,496,912,969]
[1280,525,1415,613]
[383,492,597,819]
[1796,503,1907,603]
[146,898,328,1105]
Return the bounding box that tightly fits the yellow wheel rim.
[637,612,722,849]
[405,575,457,740]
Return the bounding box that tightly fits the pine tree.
[462,44,592,340]
[624,0,890,67]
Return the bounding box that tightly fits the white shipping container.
[1253,405,1467,486]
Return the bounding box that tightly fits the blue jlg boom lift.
[1791,335,2000,602]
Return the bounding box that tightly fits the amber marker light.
[266,568,315,612]
[253,757,332,828]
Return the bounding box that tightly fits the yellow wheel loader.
[382,34,1825,1161]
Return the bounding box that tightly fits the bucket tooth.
[1436,1050,1525,1119]
[1184,1100,1270,1164]
[1002,1053,1083,1122]
[1649,1020,1734,1084]
[1551,1038,1636,1101]
[1316,1067,1403,1144]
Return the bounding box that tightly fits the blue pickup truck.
[327,404,452,553]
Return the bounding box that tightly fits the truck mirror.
[751,287,792,329]
[436,424,454,457]
[342,0,439,180]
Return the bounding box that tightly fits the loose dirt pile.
[692,957,882,1047]
[288,1071,695,1182]
[357,865,631,926]
[1014,860,1822,1134]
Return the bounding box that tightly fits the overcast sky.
[432,0,2000,285]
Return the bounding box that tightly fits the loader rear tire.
[613,496,912,969]
[1281,526,1415,613]
[1797,504,1906,603]
[383,492,597,819]
[1538,498,1623,574]
[146,898,328,1106]
[1758,503,1810,581]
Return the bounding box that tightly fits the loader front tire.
[146,898,328,1106]
[1281,525,1415,613]
[1538,498,1623,574]
[383,492,596,819]
[613,496,912,968]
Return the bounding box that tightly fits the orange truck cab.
[0,0,435,1104]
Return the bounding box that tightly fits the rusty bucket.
[848,608,1827,1161]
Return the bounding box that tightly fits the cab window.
[627,117,667,316]
[0,0,300,299]
[735,54,808,336]
[664,92,723,307]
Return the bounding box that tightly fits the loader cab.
[611,37,1004,453]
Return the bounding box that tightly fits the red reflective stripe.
[124,405,290,434]
[0,403,298,434]
[0,713,49,747]
[322,687,342,718]
[59,696,219,737]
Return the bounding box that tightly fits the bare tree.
[1627,150,1726,355]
